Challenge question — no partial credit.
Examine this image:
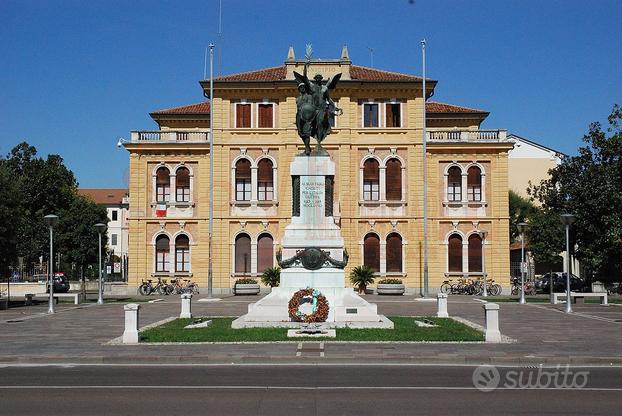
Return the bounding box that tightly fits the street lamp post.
[517,222,529,304]
[560,214,576,313]
[43,214,59,314]
[95,223,107,305]
[478,230,488,297]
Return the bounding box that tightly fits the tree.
[260,267,281,288]
[508,190,538,242]
[0,161,21,276]
[529,105,622,283]
[349,265,375,294]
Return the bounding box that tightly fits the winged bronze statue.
[294,62,342,155]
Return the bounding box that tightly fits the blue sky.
[2,0,620,188]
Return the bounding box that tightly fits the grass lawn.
[140,316,484,343]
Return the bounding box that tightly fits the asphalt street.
[0,364,620,415]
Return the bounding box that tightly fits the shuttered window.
[235,159,252,201]
[257,234,273,273]
[258,103,274,128]
[363,103,379,127]
[363,233,380,272]
[363,159,380,201]
[385,158,402,201]
[447,166,462,202]
[175,167,190,202]
[468,234,482,272]
[448,234,463,273]
[235,103,251,128]
[155,235,170,272]
[386,103,401,127]
[467,166,482,202]
[235,234,251,274]
[175,234,190,272]
[257,159,274,201]
[156,167,170,202]
[386,233,403,273]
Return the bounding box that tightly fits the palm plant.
[260,266,281,288]
[349,265,375,294]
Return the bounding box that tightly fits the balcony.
[426,129,507,142]
[130,130,210,142]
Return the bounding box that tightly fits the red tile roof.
[151,101,211,115]
[426,101,488,114]
[209,64,427,82]
[79,189,128,205]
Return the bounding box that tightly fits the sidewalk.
[1,294,621,365]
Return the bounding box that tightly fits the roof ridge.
[152,100,210,114]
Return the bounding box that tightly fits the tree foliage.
[508,190,538,242]
[0,142,108,277]
[529,105,622,283]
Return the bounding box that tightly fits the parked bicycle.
[138,277,199,295]
[510,276,536,296]
[440,277,502,296]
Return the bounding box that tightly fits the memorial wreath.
[288,288,329,323]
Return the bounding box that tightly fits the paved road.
[0,364,621,415]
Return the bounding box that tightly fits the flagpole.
[422,39,429,298]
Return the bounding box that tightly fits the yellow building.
[123,47,512,295]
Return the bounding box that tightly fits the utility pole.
[421,39,429,297]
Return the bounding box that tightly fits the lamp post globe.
[517,222,529,305]
[560,214,576,313]
[44,214,59,314]
[94,223,107,305]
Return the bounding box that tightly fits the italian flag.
[155,202,167,217]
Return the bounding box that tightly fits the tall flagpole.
[422,39,429,298]
[208,43,215,298]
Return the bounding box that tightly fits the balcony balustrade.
[130,130,210,142]
[426,129,507,142]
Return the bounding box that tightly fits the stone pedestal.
[180,293,192,319]
[232,155,392,329]
[122,303,140,344]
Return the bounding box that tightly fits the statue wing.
[326,73,342,90]
[293,71,311,91]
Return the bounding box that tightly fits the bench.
[552,292,608,305]
[29,293,83,305]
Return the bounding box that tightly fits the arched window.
[385,158,402,201]
[363,233,380,272]
[235,159,252,201]
[257,233,274,273]
[156,167,171,202]
[363,159,380,201]
[175,234,190,272]
[155,235,170,272]
[447,166,462,202]
[175,167,190,202]
[386,233,403,273]
[257,159,274,201]
[448,234,463,273]
[234,233,251,274]
[467,166,482,202]
[468,234,482,272]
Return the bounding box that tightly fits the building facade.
[123,47,512,294]
[79,188,130,280]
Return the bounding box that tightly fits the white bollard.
[122,303,140,344]
[483,303,501,343]
[436,293,449,318]
[180,293,192,319]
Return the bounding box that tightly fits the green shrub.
[234,278,257,285]
[378,278,403,285]
[260,267,281,288]
[349,265,375,294]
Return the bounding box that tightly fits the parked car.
[45,273,70,293]
[535,272,587,293]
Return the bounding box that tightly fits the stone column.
[483,303,501,343]
[437,293,448,318]
[122,303,140,344]
[180,293,192,319]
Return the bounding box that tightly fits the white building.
[79,188,130,280]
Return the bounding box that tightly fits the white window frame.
[384,100,402,128]
[234,100,252,128]
[361,100,380,128]
[256,100,275,129]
